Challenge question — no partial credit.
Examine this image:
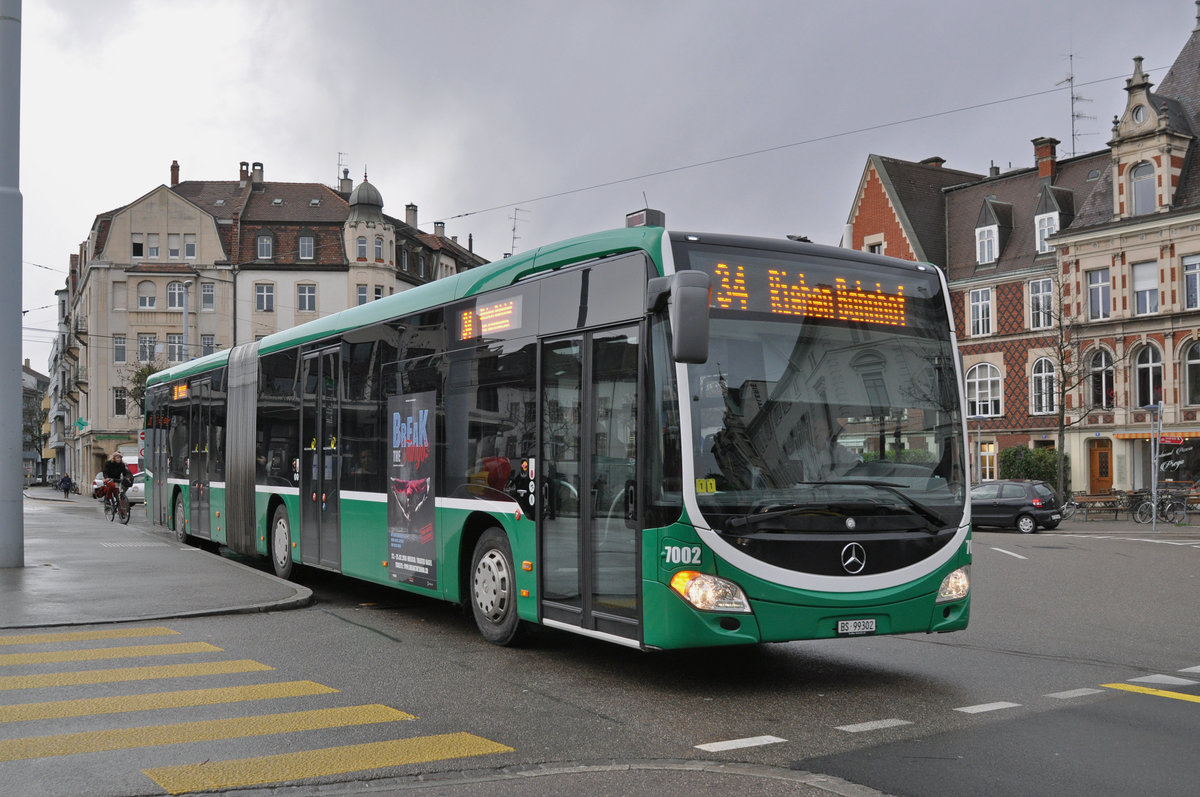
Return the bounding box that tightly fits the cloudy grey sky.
[17,0,1195,370]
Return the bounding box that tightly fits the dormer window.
[976,225,998,264]
[1035,213,1059,254]
[256,234,273,260]
[1131,161,1155,215]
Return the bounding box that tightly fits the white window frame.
[137,333,157,362]
[168,233,180,259]
[184,233,196,259]
[1031,357,1056,415]
[201,334,215,357]
[299,235,314,260]
[966,362,1002,417]
[1035,212,1059,254]
[1133,261,1159,315]
[113,387,127,417]
[297,284,316,313]
[356,284,368,306]
[255,283,274,312]
[1091,350,1115,409]
[1136,346,1163,407]
[374,237,384,261]
[147,233,159,259]
[166,333,184,362]
[1030,278,1053,329]
[357,236,367,260]
[166,281,186,310]
[1185,255,1200,310]
[969,287,992,336]
[976,225,998,264]
[1131,161,1155,216]
[201,282,214,311]
[112,334,126,363]
[136,281,156,310]
[1087,268,1111,320]
[257,235,273,260]
[131,233,143,259]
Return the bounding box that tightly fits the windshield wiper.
[725,503,833,530]
[817,479,949,529]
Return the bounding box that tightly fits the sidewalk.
[2,488,311,629]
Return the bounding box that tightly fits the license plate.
[837,618,876,636]
[1050,514,1061,521]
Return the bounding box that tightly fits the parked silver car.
[125,472,146,505]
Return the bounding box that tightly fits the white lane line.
[955,701,1021,714]
[1179,666,1200,673]
[694,735,787,752]
[990,547,1028,560]
[836,718,912,733]
[1129,674,1198,686]
[1046,688,1105,699]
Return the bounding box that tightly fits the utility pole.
[0,0,22,568]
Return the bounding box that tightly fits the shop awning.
[1114,430,1200,440]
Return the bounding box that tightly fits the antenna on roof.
[337,152,349,185]
[508,208,529,257]
[1057,53,1095,157]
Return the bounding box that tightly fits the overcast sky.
[17,0,1197,371]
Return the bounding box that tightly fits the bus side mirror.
[647,271,710,364]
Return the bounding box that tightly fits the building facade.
[843,11,1200,494]
[46,160,488,481]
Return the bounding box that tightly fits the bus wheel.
[271,505,294,580]
[173,494,189,544]
[470,528,521,646]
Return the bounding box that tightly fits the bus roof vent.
[626,208,665,228]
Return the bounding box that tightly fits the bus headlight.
[937,566,970,603]
[669,571,751,613]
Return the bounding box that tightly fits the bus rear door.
[539,324,641,643]
[300,347,342,570]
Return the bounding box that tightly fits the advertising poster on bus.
[387,390,437,589]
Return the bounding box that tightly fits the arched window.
[1186,343,1200,405]
[166,281,186,310]
[1136,346,1163,407]
[966,363,1002,417]
[1031,358,1056,415]
[356,236,367,260]
[1131,161,1155,216]
[1090,350,1115,409]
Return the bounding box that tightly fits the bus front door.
[189,379,211,540]
[540,325,641,642]
[300,348,342,570]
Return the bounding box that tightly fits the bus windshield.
[675,240,966,538]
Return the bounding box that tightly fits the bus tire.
[173,494,189,544]
[271,505,294,580]
[470,527,521,646]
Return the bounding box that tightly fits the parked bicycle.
[1133,491,1187,524]
[1059,492,1080,520]
[100,478,131,525]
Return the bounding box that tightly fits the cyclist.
[102,452,133,504]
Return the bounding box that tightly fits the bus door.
[189,379,212,540]
[300,347,342,569]
[539,324,641,641]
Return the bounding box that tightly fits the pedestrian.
[58,472,72,499]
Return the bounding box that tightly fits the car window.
[1032,483,1055,502]
[999,483,1027,499]
[972,483,1000,500]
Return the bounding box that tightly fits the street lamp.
[1142,401,1162,532]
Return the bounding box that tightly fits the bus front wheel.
[470,528,521,646]
[271,505,294,580]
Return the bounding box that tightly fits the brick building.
[843,10,1200,494]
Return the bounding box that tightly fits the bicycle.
[100,478,131,525]
[1133,492,1186,525]
[1059,492,1079,520]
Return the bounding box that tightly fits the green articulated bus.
[143,223,971,649]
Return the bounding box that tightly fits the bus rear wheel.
[271,505,294,580]
[470,528,521,646]
[173,494,189,544]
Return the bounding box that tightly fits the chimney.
[1033,137,1060,180]
[239,161,250,182]
[251,162,264,185]
[989,160,1000,178]
[170,160,180,186]
[468,233,473,253]
[434,221,446,237]
[339,168,353,193]
[919,156,945,168]
[406,203,418,227]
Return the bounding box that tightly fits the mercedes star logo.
[841,542,866,574]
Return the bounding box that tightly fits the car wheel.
[470,527,522,646]
[1016,513,1037,534]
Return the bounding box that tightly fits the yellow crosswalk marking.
[0,704,414,762]
[0,642,220,667]
[0,626,179,646]
[1103,682,1200,704]
[0,660,273,691]
[0,680,338,722]
[143,732,514,794]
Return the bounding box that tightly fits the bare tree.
[120,362,164,413]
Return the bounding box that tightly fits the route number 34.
[663,545,702,565]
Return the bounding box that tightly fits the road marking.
[694,735,786,752]
[1046,688,1105,699]
[0,626,180,647]
[1178,665,1200,674]
[1128,674,1197,686]
[1103,683,1200,704]
[954,701,1021,714]
[143,732,514,794]
[0,659,273,691]
[0,704,414,762]
[0,680,337,722]
[836,718,912,733]
[989,547,1027,560]
[0,642,221,667]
